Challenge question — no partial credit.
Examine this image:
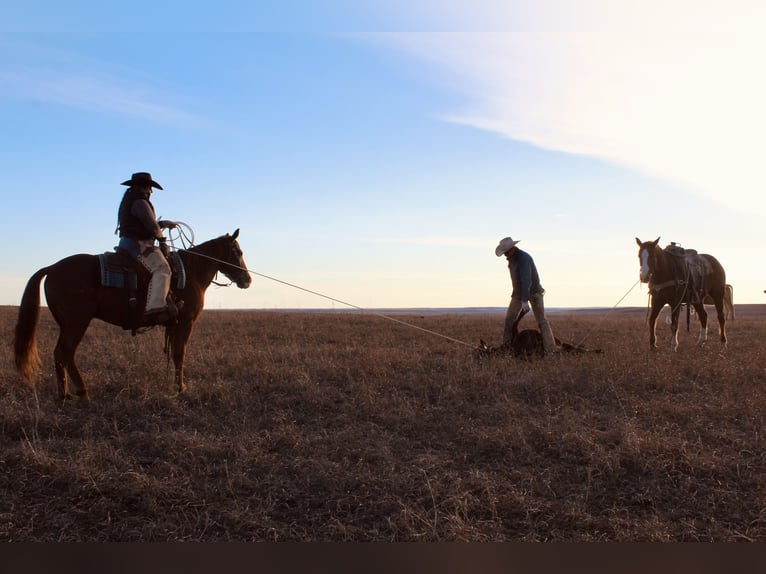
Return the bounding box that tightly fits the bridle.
[211,240,249,287]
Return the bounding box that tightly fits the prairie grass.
[0,305,764,541]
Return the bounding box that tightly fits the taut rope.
[181,249,477,349]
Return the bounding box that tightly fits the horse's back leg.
[715,299,727,349]
[53,321,91,400]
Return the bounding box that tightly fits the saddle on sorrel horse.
[635,237,727,352]
[97,249,187,334]
[13,230,251,400]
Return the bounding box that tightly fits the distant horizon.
[143,303,766,315]
[5,303,762,314]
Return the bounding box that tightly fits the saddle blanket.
[98,251,186,290]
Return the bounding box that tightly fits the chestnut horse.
[635,237,727,352]
[14,229,251,400]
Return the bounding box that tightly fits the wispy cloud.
[368,1,766,211]
[0,67,203,126]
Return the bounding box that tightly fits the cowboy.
[116,172,179,324]
[495,236,559,354]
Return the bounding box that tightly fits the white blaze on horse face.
[639,249,651,283]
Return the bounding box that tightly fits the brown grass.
[1,305,764,541]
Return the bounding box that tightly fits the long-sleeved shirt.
[117,189,163,241]
[130,198,163,240]
[507,248,544,302]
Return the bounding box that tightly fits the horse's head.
[635,236,660,283]
[218,229,252,289]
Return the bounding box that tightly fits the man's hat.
[495,236,520,256]
[121,172,163,190]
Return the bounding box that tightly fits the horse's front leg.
[669,307,681,353]
[648,304,661,350]
[174,360,186,393]
[171,321,193,394]
[693,302,708,346]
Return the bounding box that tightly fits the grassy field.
[1,304,764,541]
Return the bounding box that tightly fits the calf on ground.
[475,308,603,359]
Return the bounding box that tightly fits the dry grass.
[1,305,764,541]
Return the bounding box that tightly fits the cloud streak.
[370,1,766,211]
[1,68,202,126]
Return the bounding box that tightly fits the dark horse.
[635,237,727,352]
[14,230,251,400]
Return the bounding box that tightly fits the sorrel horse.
[635,237,727,352]
[14,229,251,400]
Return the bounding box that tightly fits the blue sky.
[2,1,765,310]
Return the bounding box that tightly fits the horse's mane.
[186,234,231,252]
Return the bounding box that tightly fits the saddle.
[97,250,186,334]
[663,242,712,303]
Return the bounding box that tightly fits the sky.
[2,1,765,311]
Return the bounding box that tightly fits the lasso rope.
[170,223,639,351]
[573,279,642,348]
[172,223,476,349]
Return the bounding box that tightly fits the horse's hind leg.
[715,300,728,350]
[53,324,90,401]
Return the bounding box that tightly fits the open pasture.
[1,305,764,541]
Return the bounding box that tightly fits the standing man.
[495,236,558,354]
[116,172,178,324]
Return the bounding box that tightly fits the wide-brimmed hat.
[120,172,163,190]
[495,236,520,256]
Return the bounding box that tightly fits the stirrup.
[167,298,184,317]
[144,309,171,326]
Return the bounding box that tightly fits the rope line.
[181,249,477,349]
[172,223,640,351]
[573,279,642,348]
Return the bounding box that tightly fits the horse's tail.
[727,284,735,319]
[13,267,49,386]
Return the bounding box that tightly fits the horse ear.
[231,228,240,239]
[653,237,660,246]
[635,237,642,246]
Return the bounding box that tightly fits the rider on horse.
[116,172,180,325]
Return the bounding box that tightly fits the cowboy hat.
[120,172,163,190]
[495,236,520,256]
